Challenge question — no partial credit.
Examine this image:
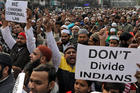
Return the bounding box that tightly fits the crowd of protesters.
[0,4,140,93]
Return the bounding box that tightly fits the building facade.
[110,0,137,7]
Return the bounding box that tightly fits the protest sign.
[75,44,140,83]
[5,0,27,23]
[12,73,25,93]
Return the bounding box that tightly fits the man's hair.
[120,32,133,41]
[37,45,52,62]
[85,80,92,87]
[15,22,25,29]
[33,64,56,83]
[103,82,125,93]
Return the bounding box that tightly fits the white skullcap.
[110,28,116,32]
[111,22,117,27]
[31,20,36,23]
[133,11,136,14]
[84,17,89,20]
[73,26,80,30]
[61,25,68,29]
[109,35,119,41]
[61,29,70,35]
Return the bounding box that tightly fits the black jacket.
[10,44,30,69]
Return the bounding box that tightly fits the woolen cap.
[78,29,89,35]
[64,45,76,53]
[0,53,12,66]
[18,32,26,40]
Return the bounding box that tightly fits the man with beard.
[23,45,53,91]
[1,13,35,73]
[57,45,77,93]
[28,64,56,93]
[39,17,77,93]
[57,29,72,53]
[43,21,76,92]
[77,29,89,45]
[0,53,15,93]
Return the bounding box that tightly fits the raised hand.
[42,13,54,32]
[135,64,140,83]
[98,28,107,40]
[26,8,32,30]
[1,10,8,28]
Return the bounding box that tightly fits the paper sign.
[75,44,140,83]
[5,0,27,23]
[12,73,25,93]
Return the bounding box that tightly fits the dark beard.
[23,59,41,86]
[17,43,26,48]
[24,59,41,73]
[0,66,4,80]
[62,40,69,45]
[79,41,88,45]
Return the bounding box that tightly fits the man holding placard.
[1,6,36,79]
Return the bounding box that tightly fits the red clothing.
[66,91,72,93]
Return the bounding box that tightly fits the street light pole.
[101,0,103,8]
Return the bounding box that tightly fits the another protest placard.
[5,0,27,23]
[12,73,25,93]
[75,44,140,83]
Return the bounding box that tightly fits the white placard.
[75,44,140,83]
[12,73,25,93]
[5,0,27,23]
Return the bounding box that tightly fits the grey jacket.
[0,73,15,93]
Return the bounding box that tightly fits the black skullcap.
[120,32,133,41]
[0,53,12,66]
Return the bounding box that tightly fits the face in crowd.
[64,47,76,66]
[30,48,42,63]
[29,71,50,93]
[74,79,91,93]
[0,64,10,80]
[14,24,23,34]
[30,45,52,64]
[61,33,70,45]
[102,82,125,93]
[28,64,56,93]
[109,39,119,47]
[16,33,26,47]
[88,33,100,46]
[78,33,89,45]
[72,26,80,35]
[0,53,12,81]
